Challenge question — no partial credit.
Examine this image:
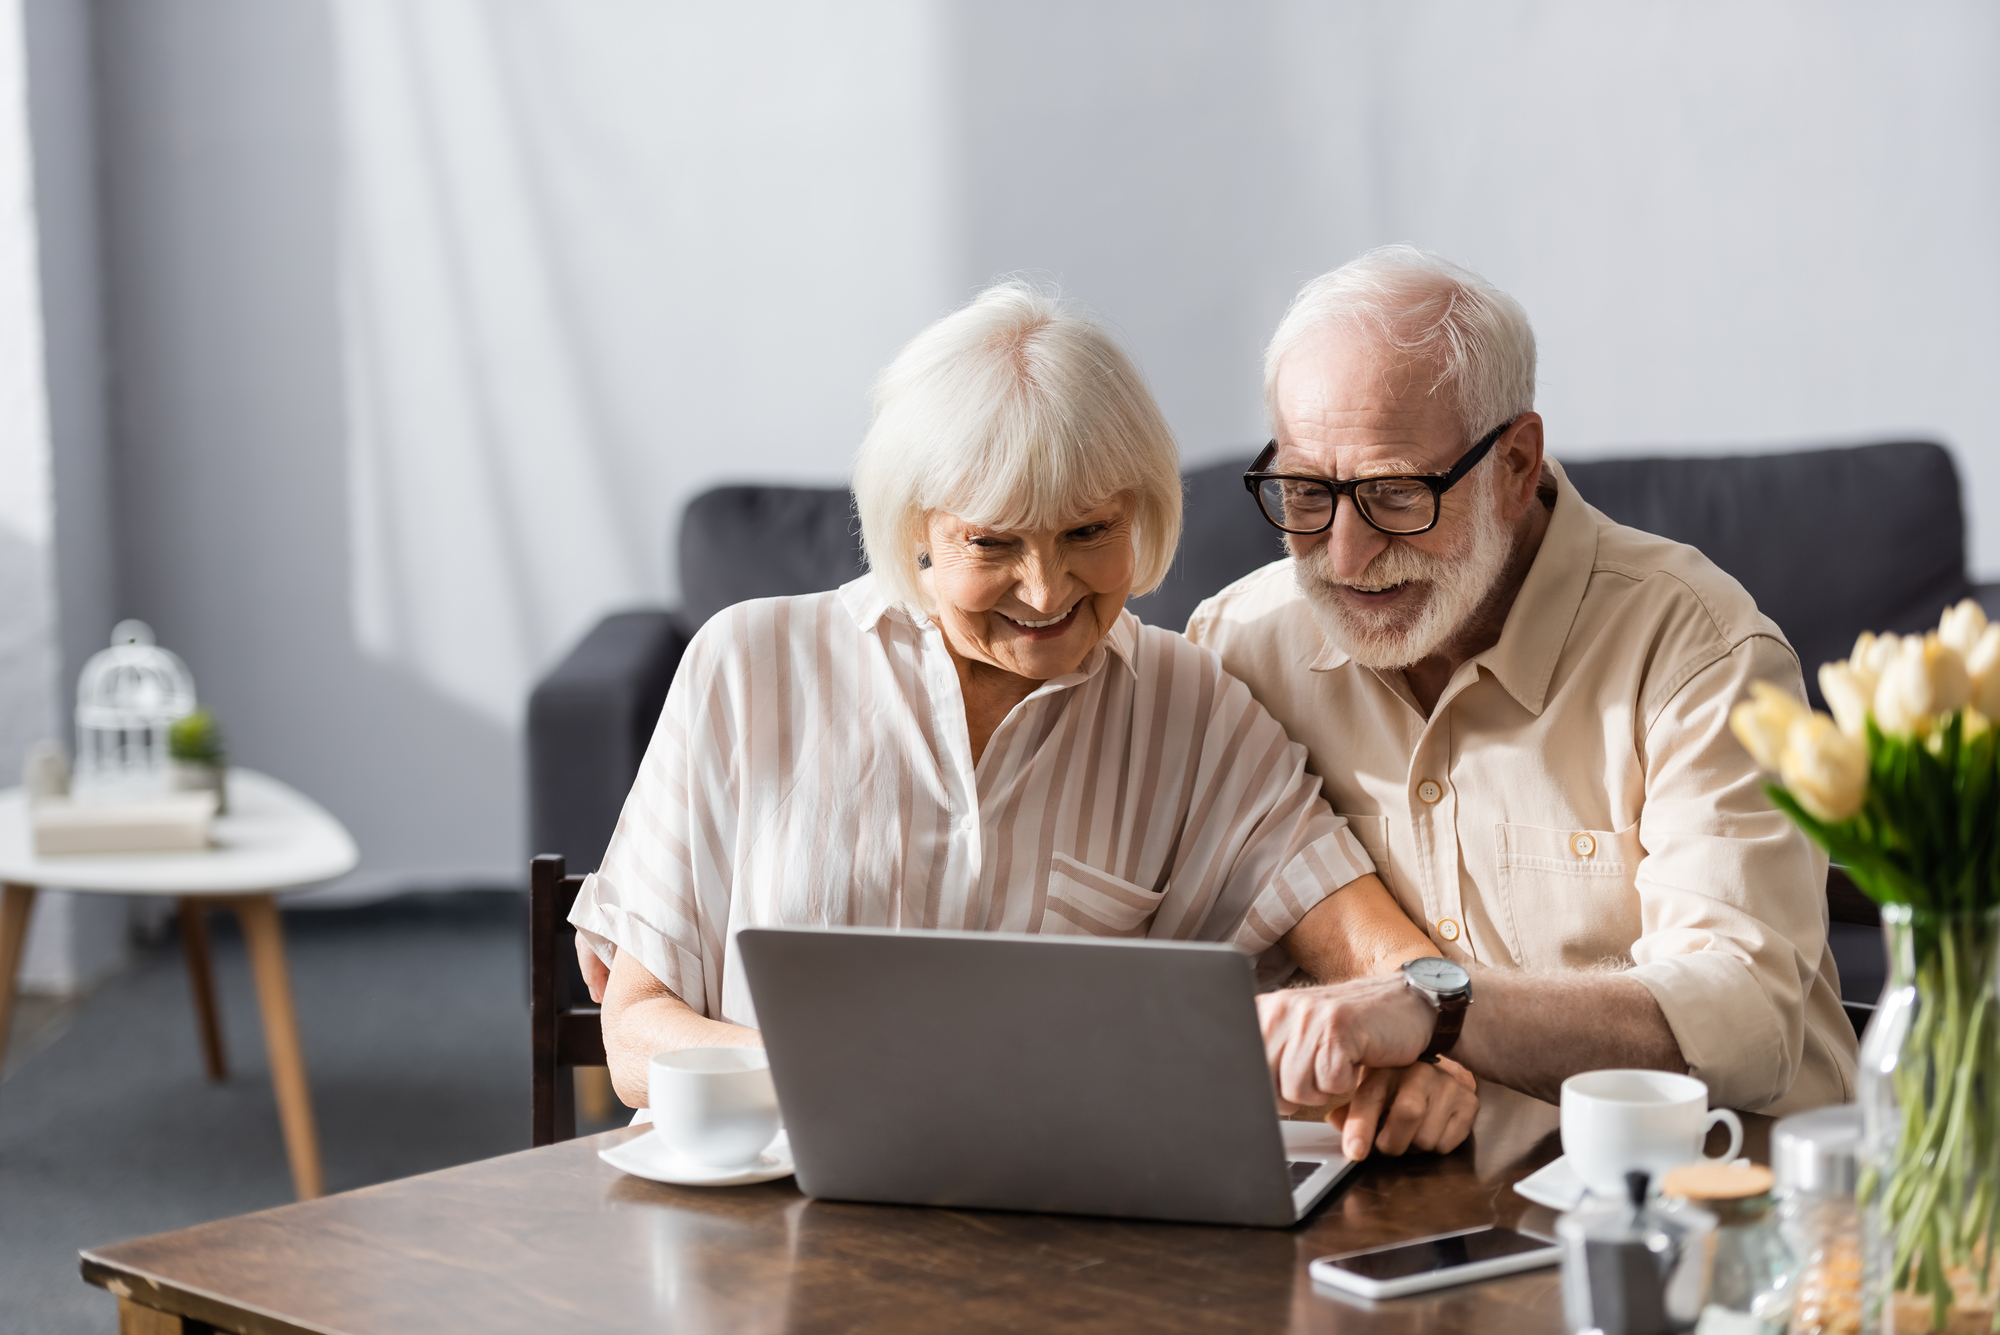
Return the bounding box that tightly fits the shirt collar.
[1475,458,1596,715]
[839,573,1140,682]
[1301,458,1599,716]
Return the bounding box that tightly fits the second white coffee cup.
[648,1046,782,1168]
[1560,1068,1743,1198]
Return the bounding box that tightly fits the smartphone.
[1309,1225,1561,1300]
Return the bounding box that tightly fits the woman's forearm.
[601,952,761,1107]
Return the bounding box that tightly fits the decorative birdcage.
[73,620,197,800]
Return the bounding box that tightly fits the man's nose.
[1322,496,1391,580]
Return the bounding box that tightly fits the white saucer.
[1513,1154,1587,1212]
[599,1128,795,1187]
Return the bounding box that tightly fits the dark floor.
[0,892,548,1335]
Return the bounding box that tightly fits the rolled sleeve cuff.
[1628,951,1791,1111]
[1234,824,1377,987]
[567,873,710,1018]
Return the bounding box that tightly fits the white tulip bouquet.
[1731,599,2000,1332]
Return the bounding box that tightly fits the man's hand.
[576,933,611,1004]
[1258,974,1438,1110]
[1328,1058,1477,1159]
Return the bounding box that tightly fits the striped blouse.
[570,574,1374,1028]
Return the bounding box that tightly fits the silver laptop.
[737,927,1355,1227]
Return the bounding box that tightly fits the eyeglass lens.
[1255,476,1437,534]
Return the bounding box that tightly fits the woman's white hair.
[854,281,1183,614]
[1264,245,1537,441]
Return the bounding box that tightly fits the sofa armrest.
[1973,582,2000,622]
[527,608,693,876]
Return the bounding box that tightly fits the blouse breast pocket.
[1042,852,1167,938]
[1492,822,1645,970]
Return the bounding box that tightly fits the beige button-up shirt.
[571,575,1373,1028]
[1186,461,1856,1114]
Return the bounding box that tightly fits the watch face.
[1405,956,1471,994]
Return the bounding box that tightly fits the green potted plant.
[168,707,227,815]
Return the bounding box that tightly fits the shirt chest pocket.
[1492,822,1645,970]
[1042,852,1167,938]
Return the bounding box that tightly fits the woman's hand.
[1327,1057,1478,1159]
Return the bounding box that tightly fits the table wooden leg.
[117,1297,210,1333]
[176,899,228,1083]
[0,882,37,1075]
[230,895,323,1200]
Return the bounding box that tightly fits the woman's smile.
[997,601,1081,639]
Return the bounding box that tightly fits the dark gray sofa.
[528,440,1999,1009]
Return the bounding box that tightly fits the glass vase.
[1857,904,2000,1335]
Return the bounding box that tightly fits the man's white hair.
[854,281,1183,614]
[1263,245,1537,441]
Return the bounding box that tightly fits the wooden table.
[0,769,358,1200]
[81,1085,1774,1334]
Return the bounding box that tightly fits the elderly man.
[1189,246,1856,1115]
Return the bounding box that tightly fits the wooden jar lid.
[1661,1161,1774,1200]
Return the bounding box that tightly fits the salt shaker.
[1660,1161,1793,1334]
[1561,1169,1717,1335]
[1771,1105,1862,1335]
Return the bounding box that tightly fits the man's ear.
[1496,413,1545,518]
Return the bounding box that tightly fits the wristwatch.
[1402,957,1473,1064]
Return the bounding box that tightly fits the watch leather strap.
[1417,992,1469,1065]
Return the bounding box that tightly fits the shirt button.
[1437,917,1461,942]
[1571,832,1596,858]
[1417,779,1444,805]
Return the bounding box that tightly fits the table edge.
[79,1253,338,1335]
[0,768,360,893]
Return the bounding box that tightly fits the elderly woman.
[572,284,1475,1159]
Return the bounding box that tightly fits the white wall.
[66,0,2000,895]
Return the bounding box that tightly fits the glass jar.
[1773,1104,1863,1335]
[1660,1162,1793,1334]
[1857,904,2000,1335]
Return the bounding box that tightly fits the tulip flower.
[1968,624,2000,720]
[1779,714,1869,823]
[1730,680,1811,773]
[1817,660,1874,739]
[1852,631,1902,682]
[1873,633,1971,737]
[1938,598,1990,661]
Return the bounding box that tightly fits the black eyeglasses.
[1242,417,1517,537]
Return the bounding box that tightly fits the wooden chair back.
[530,854,607,1146]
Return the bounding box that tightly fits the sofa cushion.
[678,486,863,629]
[673,442,1971,700]
[1562,441,1969,694]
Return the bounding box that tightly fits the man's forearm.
[1283,873,1440,983]
[1454,968,1684,1104]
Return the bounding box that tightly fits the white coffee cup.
[648,1047,781,1168]
[1559,1069,1743,1199]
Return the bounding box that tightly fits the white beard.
[1293,464,1513,671]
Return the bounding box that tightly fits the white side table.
[0,768,358,1199]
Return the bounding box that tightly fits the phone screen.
[1324,1227,1554,1281]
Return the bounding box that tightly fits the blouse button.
[1437,917,1461,942]
[1571,832,1596,858]
[1417,779,1444,805]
